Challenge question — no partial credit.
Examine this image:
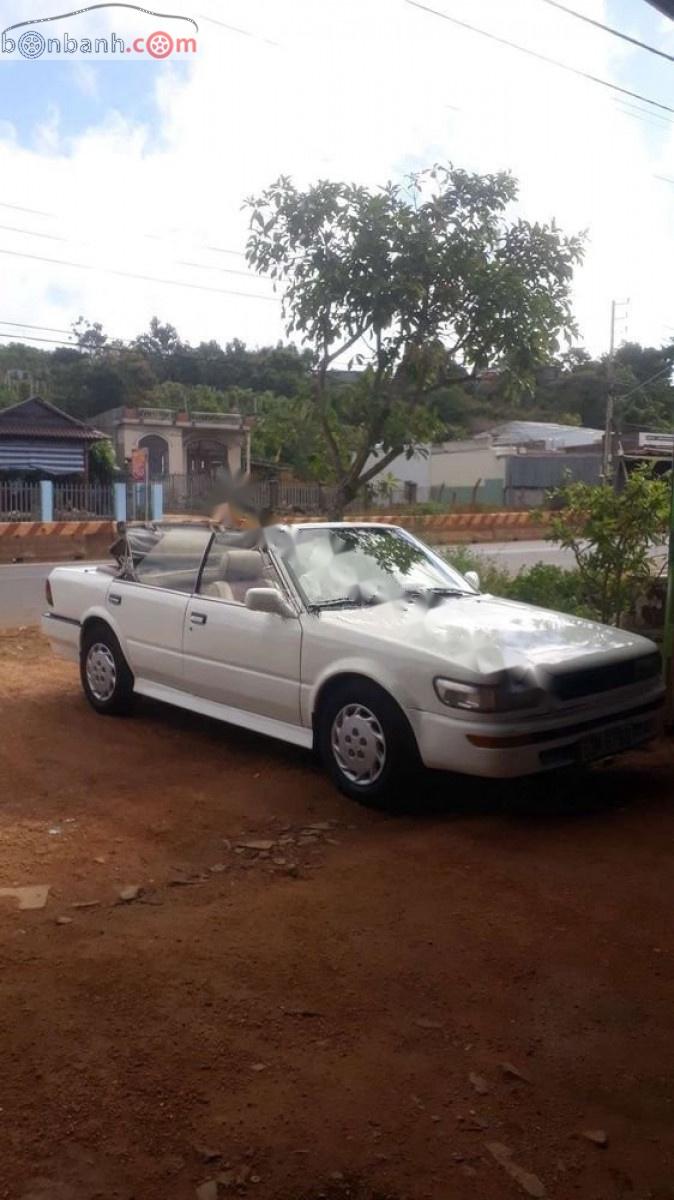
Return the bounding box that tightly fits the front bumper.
[410,687,665,778]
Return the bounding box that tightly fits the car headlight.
[433,675,542,713]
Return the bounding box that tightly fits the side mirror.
[245,587,296,618]
[464,570,480,592]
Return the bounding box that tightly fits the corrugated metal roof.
[0,440,86,474]
[505,454,602,489]
[489,421,603,449]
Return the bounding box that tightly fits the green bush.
[442,546,591,618]
[505,562,593,618]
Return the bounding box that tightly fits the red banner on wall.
[131,447,148,483]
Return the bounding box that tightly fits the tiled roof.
[0,396,104,441]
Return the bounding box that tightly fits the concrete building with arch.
[93,405,253,481]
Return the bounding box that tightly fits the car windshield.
[271,526,475,609]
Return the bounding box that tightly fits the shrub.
[548,466,670,626]
[442,546,590,618]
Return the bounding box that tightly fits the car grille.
[549,652,661,702]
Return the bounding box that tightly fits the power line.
[615,99,674,128]
[0,323,297,366]
[0,245,279,302]
[406,0,674,115]
[0,331,76,348]
[0,222,67,242]
[198,11,281,48]
[537,0,674,63]
[0,216,258,279]
[0,319,73,335]
[0,200,52,217]
[0,200,248,259]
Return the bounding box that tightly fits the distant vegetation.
[2,319,672,486]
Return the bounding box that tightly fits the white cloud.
[0,0,672,358]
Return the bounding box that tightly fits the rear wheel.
[80,625,134,715]
[317,679,418,808]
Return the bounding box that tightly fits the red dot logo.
[146,30,173,58]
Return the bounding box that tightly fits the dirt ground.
[1,630,674,1200]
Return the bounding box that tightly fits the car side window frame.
[193,535,293,610]
[118,528,215,597]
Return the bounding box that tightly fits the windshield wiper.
[405,586,472,598]
[307,597,361,613]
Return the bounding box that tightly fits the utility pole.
[602,299,629,484]
[664,441,674,727]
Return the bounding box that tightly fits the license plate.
[579,717,658,764]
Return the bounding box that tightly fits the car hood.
[316,593,657,682]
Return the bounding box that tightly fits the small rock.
[460,1165,477,1178]
[486,1142,545,1198]
[431,1114,441,1123]
[330,1172,344,1181]
[0,885,50,911]
[272,858,287,867]
[221,838,232,851]
[93,856,106,865]
[250,1175,261,1184]
[196,1183,218,1200]
[237,839,275,852]
[500,1061,531,1083]
[217,1168,237,1186]
[282,865,301,878]
[581,1129,608,1148]
[55,915,73,926]
[118,885,142,903]
[250,1062,267,1072]
[71,900,100,909]
[195,1146,222,1163]
[469,1072,490,1095]
[415,1018,444,1030]
[308,822,332,831]
[209,863,228,874]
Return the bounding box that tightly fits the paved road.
[0,560,106,629]
[463,539,575,575]
[0,540,666,628]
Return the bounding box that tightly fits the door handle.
[108,593,122,606]
[190,612,207,625]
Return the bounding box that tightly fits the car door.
[108,526,212,689]
[182,535,302,725]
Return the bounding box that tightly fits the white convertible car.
[42,521,664,805]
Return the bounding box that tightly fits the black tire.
[317,678,419,808]
[80,623,134,716]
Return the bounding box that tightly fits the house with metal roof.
[0,396,105,476]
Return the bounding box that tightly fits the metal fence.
[53,483,115,520]
[0,480,40,521]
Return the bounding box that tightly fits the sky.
[0,0,672,361]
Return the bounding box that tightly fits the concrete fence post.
[40,479,54,523]
[113,482,127,524]
[151,481,164,521]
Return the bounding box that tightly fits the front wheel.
[80,625,134,715]
[317,680,418,807]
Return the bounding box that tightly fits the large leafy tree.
[245,165,584,515]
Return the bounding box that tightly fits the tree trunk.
[327,480,356,521]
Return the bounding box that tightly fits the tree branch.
[356,444,405,488]
[324,325,370,366]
